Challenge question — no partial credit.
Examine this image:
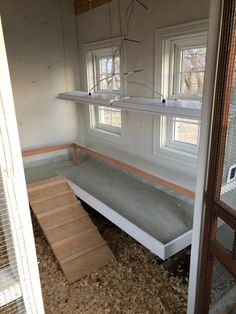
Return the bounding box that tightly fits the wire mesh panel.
[220,51,236,215]
[209,259,236,314]
[0,172,26,313]
[209,219,236,313]
[216,219,235,255]
[0,299,25,314]
[197,0,236,313]
[0,16,44,314]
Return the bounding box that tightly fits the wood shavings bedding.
[33,205,188,314]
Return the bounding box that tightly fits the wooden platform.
[28,176,114,283]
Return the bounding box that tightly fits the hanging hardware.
[87,0,165,103]
[227,164,236,183]
[135,0,148,10]
[123,69,144,76]
[124,38,140,44]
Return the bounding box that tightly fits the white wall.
[0,0,211,189]
[77,0,210,191]
[0,0,85,150]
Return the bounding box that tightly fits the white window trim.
[169,36,207,101]
[82,37,127,94]
[160,116,200,156]
[83,38,127,144]
[86,46,121,95]
[86,105,128,145]
[155,19,208,100]
[92,48,120,93]
[154,20,208,164]
[92,106,122,135]
[153,116,199,165]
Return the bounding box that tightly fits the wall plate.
[227,164,236,183]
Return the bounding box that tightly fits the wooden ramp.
[27,176,114,283]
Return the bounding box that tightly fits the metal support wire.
[89,74,114,93]
[89,0,147,95]
[88,0,165,102]
[60,0,68,97]
[125,77,165,100]
[135,0,148,10]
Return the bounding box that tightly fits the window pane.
[97,56,120,91]
[113,75,120,90]
[180,48,206,95]
[182,48,206,72]
[98,107,121,128]
[173,118,199,145]
[99,74,113,90]
[114,57,120,73]
[99,76,120,91]
[91,51,121,134]
[99,58,113,74]
[180,71,205,95]
[111,109,122,127]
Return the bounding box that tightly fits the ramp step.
[60,243,114,283]
[27,176,65,189]
[60,240,107,264]
[27,177,66,192]
[28,176,114,283]
[52,226,104,260]
[30,190,74,205]
[44,211,88,231]
[45,216,94,244]
[28,181,71,201]
[37,201,83,226]
[30,191,77,214]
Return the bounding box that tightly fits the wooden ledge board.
[74,143,195,199]
[22,143,73,157]
[22,142,195,199]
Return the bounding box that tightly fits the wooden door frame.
[196,0,236,312]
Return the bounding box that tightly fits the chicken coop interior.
[0,0,235,313]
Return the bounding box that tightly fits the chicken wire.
[0,171,28,313]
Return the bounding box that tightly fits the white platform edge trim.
[67,180,193,260]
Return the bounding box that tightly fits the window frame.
[89,105,122,135]
[170,37,207,101]
[94,51,120,93]
[83,38,127,141]
[160,116,201,157]
[154,20,208,162]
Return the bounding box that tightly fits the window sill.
[87,127,127,145]
[153,146,198,166]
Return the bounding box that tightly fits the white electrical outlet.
[227,164,236,183]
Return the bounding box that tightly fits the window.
[90,106,122,134]
[95,55,120,91]
[160,116,201,157]
[169,36,207,101]
[155,21,208,160]
[86,46,122,135]
[177,48,206,97]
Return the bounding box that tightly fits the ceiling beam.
[75,0,112,15]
